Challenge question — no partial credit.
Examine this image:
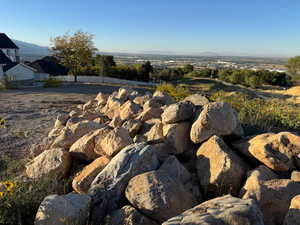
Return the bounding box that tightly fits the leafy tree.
[96,55,116,78]
[183,64,194,74]
[286,56,300,81]
[140,61,153,82]
[51,31,97,82]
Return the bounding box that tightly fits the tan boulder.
[291,170,300,182]
[69,129,109,161]
[100,127,133,156]
[240,165,279,197]
[122,119,143,137]
[26,148,71,180]
[136,107,163,122]
[102,97,123,119]
[190,102,242,143]
[161,101,194,124]
[284,195,300,225]
[119,100,141,121]
[83,99,97,111]
[243,179,300,225]
[183,93,209,106]
[233,132,300,171]
[35,193,91,225]
[146,122,164,142]
[162,195,264,225]
[163,122,192,154]
[72,156,110,193]
[110,205,158,225]
[116,87,135,101]
[30,136,55,157]
[153,90,174,105]
[133,95,151,106]
[196,136,248,197]
[125,170,198,223]
[108,116,123,128]
[93,127,113,155]
[65,117,86,128]
[95,92,108,105]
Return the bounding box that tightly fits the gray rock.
[183,93,209,106]
[161,101,194,124]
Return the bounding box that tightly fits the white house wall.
[6,64,35,81]
[0,65,3,79]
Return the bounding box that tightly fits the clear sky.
[1,0,300,57]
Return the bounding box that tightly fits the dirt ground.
[0,83,150,158]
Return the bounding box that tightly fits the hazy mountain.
[13,40,50,60]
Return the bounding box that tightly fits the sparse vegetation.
[210,91,300,135]
[43,77,62,88]
[156,83,191,101]
[0,117,5,128]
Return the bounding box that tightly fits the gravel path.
[0,83,151,158]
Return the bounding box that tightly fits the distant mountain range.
[13,40,50,61]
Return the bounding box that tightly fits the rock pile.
[23,87,300,225]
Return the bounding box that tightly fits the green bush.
[0,157,70,225]
[156,83,191,101]
[0,117,5,128]
[210,91,300,135]
[43,78,62,88]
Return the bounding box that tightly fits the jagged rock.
[79,111,103,121]
[116,87,135,101]
[92,126,112,155]
[72,156,110,194]
[243,179,300,225]
[163,122,192,154]
[233,132,300,171]
[291,171,300,182]
[153,90,174,105]
[196,136,248,197]
[119,100,141,121]
[102,96,123,119]
[183,93,209,106]
[161,101,194,124]
[69,129,107,161]
[162,195,264,225]
[110,205,158,225]
[284,195,300,225]
[122,119,143,137]
[89,143,159,225]
[26,148,71,180]
[83,100,97,111]
[65,116,86,128]
[125,169,198,223]
[136,107,163,122]
[143,98,164,110]
[54,113,69,128]
[100,127,133,157]
[133,134,147,143]
[109,116,123,128]
[35,193,91,225]
[69,110,81,118]
[190,102,242,143]
[95,92,108,105]
[51,121,104,149]
[93,115,110,124]
[240,165,279,197]
[146,122,164,142]
[30,136,55,157]
[133,95,152,106]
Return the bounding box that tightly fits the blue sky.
[1,0,300,56]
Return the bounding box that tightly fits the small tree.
[183,64,194,74]
[51,31,97,82]
[96,55,116,79]
[286,56,300,82]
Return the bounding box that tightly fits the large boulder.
[35,193,91,225]
[125,170,198,223]
[161,101,194,124]
[100,127,133,157]
[284,195,300,225]
[153,90,174,105]
[119,100,141,121]
[146,122,164,142]
[133,94,152,106]
[69,129,107,161]
[196,136,248,197]
[110,205,158,225]
[102,96,123,119]
[240,165,279,197]
[88,143,159,224]
[122,119,143,137]
[72,156,110,194]
[95,92,108,106]
[183,94,209,107]
[163,122,192,154]
[233,132,300,171]
[26,148,71,180]
[136,107,163,122]
[291,170,300,182]
[162,195,264,225]
[190,102,242,143]
[242,179,300,225]
[51,121,104,149]
[30,136,55,157]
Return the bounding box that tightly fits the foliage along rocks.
[17,87,300,225]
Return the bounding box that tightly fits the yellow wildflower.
[0,192,4,198]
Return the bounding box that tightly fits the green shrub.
[0,156,70,225]
[210,91,300,135]
[0,117,5,128]
[156,83,191,101]
[43,78,62,88]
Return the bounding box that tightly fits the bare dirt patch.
[0,83,150,158]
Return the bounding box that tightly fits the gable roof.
[4,63,37,72]
[0,33,19,49]
[0,49,12,65]
[30,56,68,75]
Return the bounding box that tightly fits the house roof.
[3,62,36,72]
[0,49,12,65]
[0,33,19,49]
[30,56,68,75]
